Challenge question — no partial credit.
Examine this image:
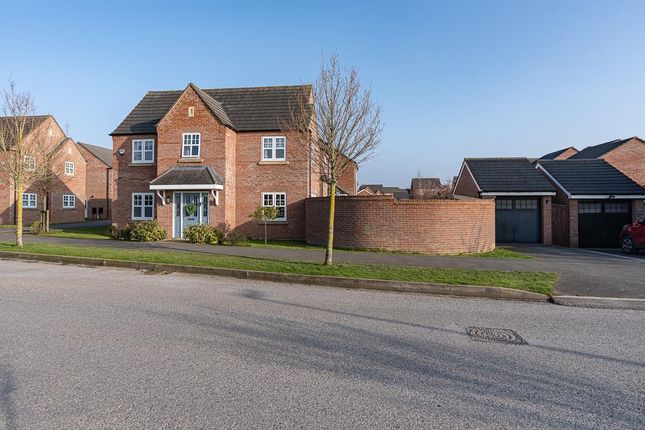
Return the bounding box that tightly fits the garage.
[453,158,556,245]
[495,197,541,243]
[537,159,645,248]
[578,200,632,248]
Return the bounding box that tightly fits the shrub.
[130,220,166,242]
[30,220,45,235]
[183,224,222,244]
[224,231,248,246]
[109,224,133,240]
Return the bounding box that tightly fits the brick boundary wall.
[305,195,495,254]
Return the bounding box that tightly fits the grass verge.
[46,225,111,240]
[248,239,532,259]
[0,242,556,295]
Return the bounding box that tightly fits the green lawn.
[0,224,16,229]
[46,225,111,240]
[0,242,556,295]
[249,239,531,259]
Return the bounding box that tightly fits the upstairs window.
[182,133,201,158]
[62,194,76,209]
[262,136,286,161]
[24,156,36,171]
[262,192,287,221]
[64,161,75,175]
[23,193,37,208]
[133,139,155,163]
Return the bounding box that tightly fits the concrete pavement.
[0,260,643,429]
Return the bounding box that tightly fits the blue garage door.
[495,198,541,243]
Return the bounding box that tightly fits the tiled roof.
[540,146,577,160]
[77,142,112,167]
[112,84,311,135]
[569,137,635,159]
[411,177,442,189]
[537,159,645,196]
[358,184,410,199]
[0,115,50,142]
[150,166,223,187]
[464,158,555,193]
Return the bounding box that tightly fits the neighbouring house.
[536,159,645,248]
[76,142,113,220]
[540,146,579,160]
[453,158,555,244]
[357,184,410,199]
[546,137,645,185]
[110,82,357,239]
[0,115,87,225]
[566,137,645,186]
[409,177,445,199]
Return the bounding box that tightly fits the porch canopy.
[150,166,223,191]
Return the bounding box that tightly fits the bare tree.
[290,54,382,265]
[33,141,64,233]
[0,82,55,245]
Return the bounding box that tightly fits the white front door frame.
[172,191,210,238]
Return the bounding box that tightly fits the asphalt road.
[0,260,643,429]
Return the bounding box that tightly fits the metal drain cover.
[466,327,526,344]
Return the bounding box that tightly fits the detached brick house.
[0,115,87,225]
[111,83,356,239]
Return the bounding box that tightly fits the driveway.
[1,229,644,299]
[0,260,643,429]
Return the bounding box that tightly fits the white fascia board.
[149,184,224,190]
[571,195,645,200]
[480,192,556,196]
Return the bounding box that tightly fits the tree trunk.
[324,183,337,266]
[15,184,23,247]
[44,193,50,233]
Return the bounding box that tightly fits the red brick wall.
[22,139,87,225]
[76,144,112,219]
[337,161,357,195]
[305,195,495,254]
[541,196,552,245]
[111,134,157,227]
[453,164,480,198]
[602,138,645,186]
[554,147,578,160]
[234,130,311,240]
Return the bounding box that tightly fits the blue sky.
[2,0,644,187]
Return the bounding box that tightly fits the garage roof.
[463,158,556,193]
[537,159,645,196]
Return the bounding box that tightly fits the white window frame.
[64,161,75,176]
[62,194,76,209]
[24,155,36,171]
[23,193,37,209]
[262,192,287,221]
[261,136,286,161]
[132,192,155,221]
[132,139,155,163]
[182,133,201,158]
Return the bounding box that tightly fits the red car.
[620,218,645,254]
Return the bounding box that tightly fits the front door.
[174,192,209,238]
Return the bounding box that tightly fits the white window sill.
[178,158,203,163]
[256,220,288,225]
[129,162,156,167]
[258,160,289,165]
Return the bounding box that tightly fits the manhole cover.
[466,327,526,344]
